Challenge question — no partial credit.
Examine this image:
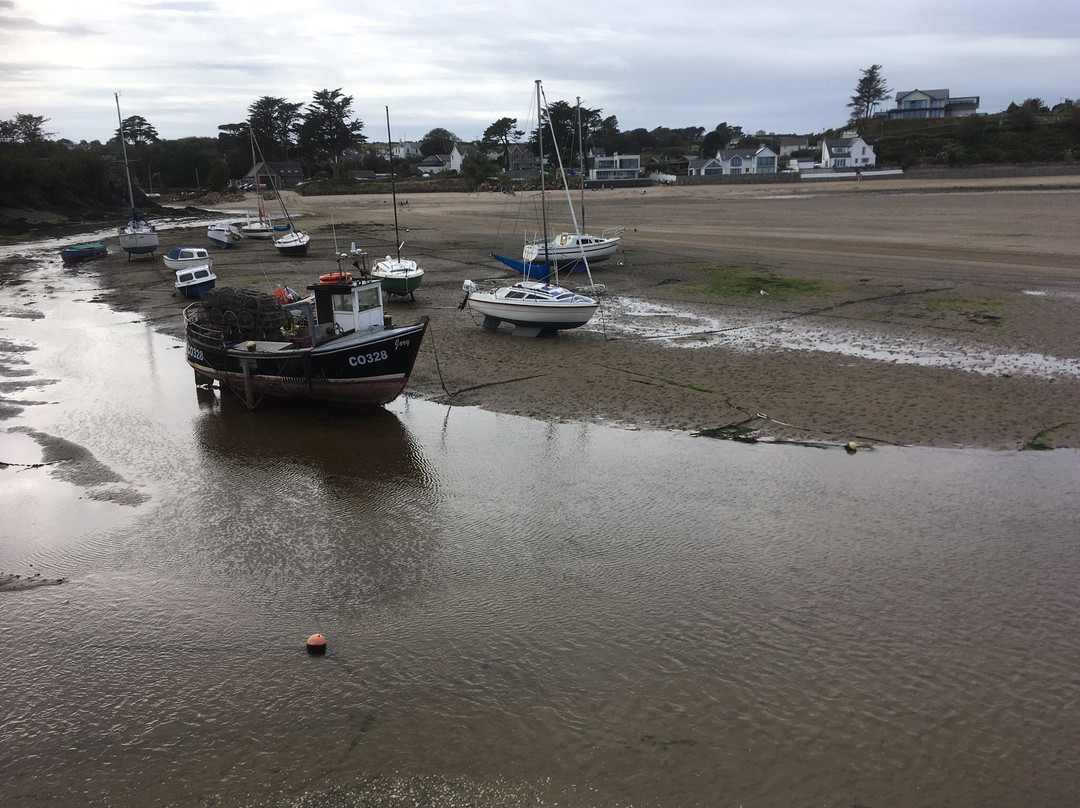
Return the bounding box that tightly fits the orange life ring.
[319,272,352,284]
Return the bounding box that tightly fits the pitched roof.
[896,89,951,101]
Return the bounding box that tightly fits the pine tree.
[848,65,890,124]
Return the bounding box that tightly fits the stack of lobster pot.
[195,287,292,343]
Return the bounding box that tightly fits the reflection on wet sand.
[185,389,444,609]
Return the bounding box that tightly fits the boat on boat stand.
[460,79,600,337]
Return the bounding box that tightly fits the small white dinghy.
[163,246,213,271]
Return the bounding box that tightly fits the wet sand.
[86,175,1080,449]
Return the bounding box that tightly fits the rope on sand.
[600,365,906,447]
[0,460,63,469]
[423,320,455,398]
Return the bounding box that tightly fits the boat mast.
[248,127,268,222]
[114,92,137,218]
[577,96,585,232]
[251,128,295,229]
[536,79,552,273]
[386,107,402,261]
[540,85,597,294]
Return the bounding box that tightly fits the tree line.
[2,75,1078,220]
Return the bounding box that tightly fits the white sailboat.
[114,93,159,259]
[240,128,274,239]
[521,95,622,268]
[461,80,600,337]
[368,107,424,300]
[249,128,310,256]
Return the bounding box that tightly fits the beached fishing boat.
[174,264,217,298]
[163,246,213,271]
[366,107,424,300]
[460,80,599,336]
[207,222,243,248]
[60,242,108,263]
[114,93,159,259]
[184,273,427,408]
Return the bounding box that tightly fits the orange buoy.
[306,633,327,655]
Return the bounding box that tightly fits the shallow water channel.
[1,237,1078,807]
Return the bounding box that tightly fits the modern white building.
[888,89,980,119]
[687,145,778,176]
[589,153,641,183]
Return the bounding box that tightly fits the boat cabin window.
[194,269,210,279]
[178,272,192,282]
[332,293,353,313]
[355,286,381,312]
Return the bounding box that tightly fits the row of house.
[247,87,972,186]
[244,133,873,188]
[401,141,644,184]
[686,132,877,176]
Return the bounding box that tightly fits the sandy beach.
[83,174,1080,450]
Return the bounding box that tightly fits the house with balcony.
[687,145,778,176]
[887,89,980,119]
[820,135,877,169]
[589,153,641,183]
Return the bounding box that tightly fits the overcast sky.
[2,0,1077,145]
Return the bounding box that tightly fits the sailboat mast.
[386,107,402,261]
[540,86,597,294]
[536,80,551,270]
[114,92,136,216]
[577,97,585,232]
[250,128,295,228]
[248,127,267,221]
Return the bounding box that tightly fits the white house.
[449,143,478,173]
[820,135,876,169]
[589,153,641,183]
[392,140,422,160]
[687,145,778,176]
